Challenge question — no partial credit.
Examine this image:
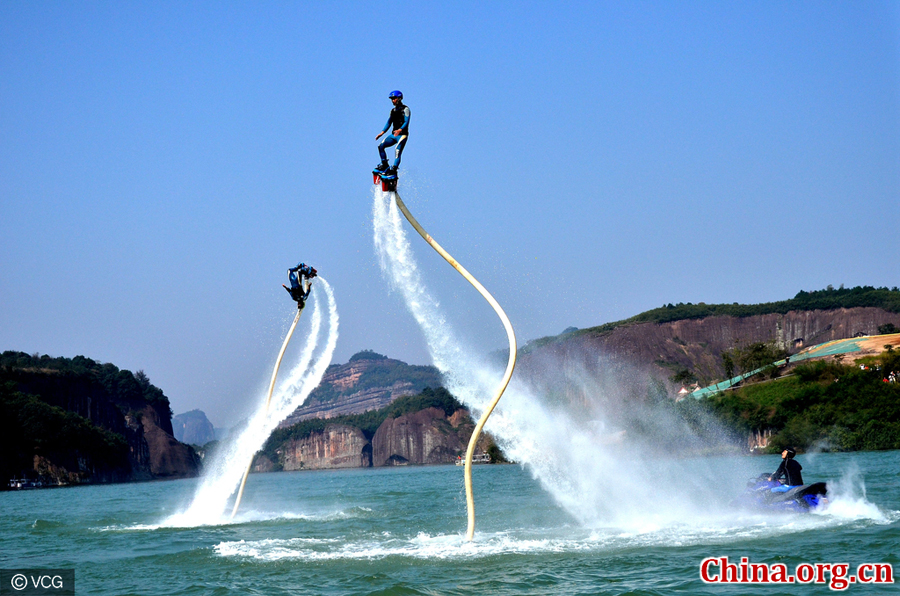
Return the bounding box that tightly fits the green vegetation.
[0,350,178,483]
[0,382,129,481]
[526,286,900,352]
[260,387,464,464]
[720,341,789,380]
[0,351,172,414]
[671,369,698,386]
[697,349,900,452]
[349,350,388,362]
[309,353,443,404]
[879,323,898,335]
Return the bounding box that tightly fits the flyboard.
[373,167,398,192]
[373,169,517,541]
[230,263,317,519]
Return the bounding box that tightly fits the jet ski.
[733,473,828,513]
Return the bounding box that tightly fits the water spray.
[391,190,517,541]
[231,263,317,519]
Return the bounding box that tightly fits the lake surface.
[1,450,897,595]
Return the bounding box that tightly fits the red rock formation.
[518,307,899,388]
[138,405,201,478]
[371,407,465,466]
[280,355,443,427]
[280,424,372,470]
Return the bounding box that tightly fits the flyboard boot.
[373,164,398,192]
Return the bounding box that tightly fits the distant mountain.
[172,409,216,446]
[279,350,443,427]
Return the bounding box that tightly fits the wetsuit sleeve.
[400,107,410,133]
[772,460,786,481]
[383,116,391,133]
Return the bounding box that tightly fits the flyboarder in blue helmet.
[375,90,410,177]
[283,263,317,309]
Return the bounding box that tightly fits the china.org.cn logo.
[0,570,74,596]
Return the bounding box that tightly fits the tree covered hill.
[311,350,443,404]
[280,350,445,424]
[1,351,198,486]
[0,351,173,424]
[526,286,900,352]
[268,386,464,451]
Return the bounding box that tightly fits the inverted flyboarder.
[373,90,409,191]
[232,261,318,518]
[283,263,317,309]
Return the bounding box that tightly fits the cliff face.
[280,355,443,427]
[518,307,900,387]
[371,407,467,466]
[0,355,200,484]
[264,407,482,471]
[138,405,201,478]
[280,424,372,470]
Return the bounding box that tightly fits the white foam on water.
[161,279,339,528]
[212,510,896,562]
[812,465,895,523]
[214,531,593,561]
[99,505,375,533]
[370,186,890,534]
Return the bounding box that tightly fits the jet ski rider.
[768,447,803,492]
[374,90,410,177]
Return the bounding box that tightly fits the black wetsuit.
[772,458,803,486]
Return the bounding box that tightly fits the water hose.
[231,305,303,519]
[392,191,517,540]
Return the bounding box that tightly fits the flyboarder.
[283,263,317,309]
[374,90,410,179]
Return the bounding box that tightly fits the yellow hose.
[231,306,303,519]
[392,191,517,541]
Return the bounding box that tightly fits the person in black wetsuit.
[283,263,317,308]
[769,447,803,489]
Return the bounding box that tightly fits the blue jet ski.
[733,473,828,513]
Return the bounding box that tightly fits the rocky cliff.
[280,351,443,427]
[372,407,469,466]
[260,385,501,471]
[0,352,200,485]
[518,307,900,390]
[279,424,372,470]
[138,405,201,478]
[265,408,488,470]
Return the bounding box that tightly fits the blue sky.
[2,2,898,426]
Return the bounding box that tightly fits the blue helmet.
[389,90,403,99]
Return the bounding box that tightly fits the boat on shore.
[455,453,491,466]
[8,478,44,490]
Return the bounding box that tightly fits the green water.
[2,451,897,595]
